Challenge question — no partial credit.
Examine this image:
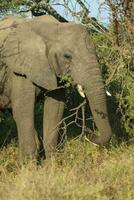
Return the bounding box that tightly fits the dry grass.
[0,140,134,200]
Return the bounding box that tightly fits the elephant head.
[54,24,112,145]
[3,16,112,145]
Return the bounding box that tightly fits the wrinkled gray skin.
[0,15,112,160]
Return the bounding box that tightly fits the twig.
[48,100,87,148]
[81,102,85,137]
[106,64,120,85]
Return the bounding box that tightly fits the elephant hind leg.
[11,73,38,161]
[43,90,65,158]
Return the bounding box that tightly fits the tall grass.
[0,140,134,200]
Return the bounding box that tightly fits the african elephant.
[0,15,112,160]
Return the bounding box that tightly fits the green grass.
[0,139,134,200]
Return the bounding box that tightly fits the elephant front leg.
[43,90,65,158]
[11,74,38,161]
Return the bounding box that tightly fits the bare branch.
[30,2,68,22]
[106,0,120,45]
[45,100,89,150]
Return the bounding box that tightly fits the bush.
[92,29,134,138]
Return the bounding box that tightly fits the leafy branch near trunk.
[93,30,134,137]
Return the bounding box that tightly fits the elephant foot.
[19,131,39,163]
[44,140,58,159]
[45,150,55,159]
[19,145,38,164]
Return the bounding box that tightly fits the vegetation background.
[0,0,134,199]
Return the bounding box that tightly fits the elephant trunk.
[85,67,112,145]
[74,52,112,145]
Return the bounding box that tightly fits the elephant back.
[31,15,58,23]
[0,16,24,45]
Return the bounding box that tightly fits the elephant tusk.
[77,84,85,98]
[106,90,112,96]
[77,85,112,98]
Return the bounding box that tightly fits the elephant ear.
[3,25,57,90]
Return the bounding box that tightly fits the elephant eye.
[64,53,72,60]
